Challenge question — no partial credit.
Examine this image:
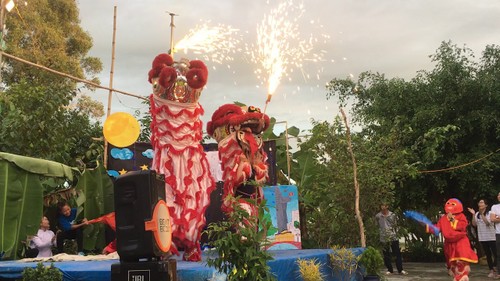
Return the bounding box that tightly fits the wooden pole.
[340,107,366,248]
[103,6,118,169]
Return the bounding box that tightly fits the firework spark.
[250,0,328,100]
[174,21,241,65]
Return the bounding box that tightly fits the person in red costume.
[426,198,478,281]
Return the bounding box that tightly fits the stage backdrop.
[106,141,287,247]
[106,141,277,185]
[263,185,302,250]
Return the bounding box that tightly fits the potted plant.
[329,245,361,281]
[359,246,384,281]
[297,258,325,281]
[204,196,276,281]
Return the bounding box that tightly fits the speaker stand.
[111,259,177,281]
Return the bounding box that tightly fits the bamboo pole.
[103,6,118,169]
[340,107,366,248]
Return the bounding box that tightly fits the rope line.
[418,148,500,174]
[0,51,147,100]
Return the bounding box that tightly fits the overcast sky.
[77,0,500,133]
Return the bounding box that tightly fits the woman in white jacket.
[468,199,497,278]
[30,217,57,258]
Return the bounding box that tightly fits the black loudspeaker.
[114,170,166,262]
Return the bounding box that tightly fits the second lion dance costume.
[148,53,215,261]
[206,104,270,217]
[426,198,478,281]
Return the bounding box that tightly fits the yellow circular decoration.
[103,112,140,147]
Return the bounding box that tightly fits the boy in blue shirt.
[56,201,88,255]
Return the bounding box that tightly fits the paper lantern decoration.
[103,112,140,147]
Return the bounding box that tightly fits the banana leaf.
[76,163,114,251]
[0,152,76,260]
[0,152,76,180]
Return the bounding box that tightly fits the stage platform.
[0,248,364,281]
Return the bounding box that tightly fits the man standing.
[489,192,500,277]
[375,203,408,275]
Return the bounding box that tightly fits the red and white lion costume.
[206,104,270,216]
[148,53,215,261]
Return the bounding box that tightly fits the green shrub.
[403,239,445,262]
[204,195,276,281]
[22,262,62,281]
[359,246,384,277]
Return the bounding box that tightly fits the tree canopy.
[0,0,104,166]
[2,0,102,89]
[271,41,500,248]
[325,41,500,212]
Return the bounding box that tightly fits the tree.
[2,0,102,89]
[135,99,152,143]
[288,118,408,248]
[326,41,500,211]
[0,0,104,166]
[0,81,103,166]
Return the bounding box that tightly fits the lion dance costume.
[426,198,478,281]
[206,104,270,217]
[148,53,215,261]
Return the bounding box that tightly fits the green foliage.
[0,163,43,260]
[326,40,500,213]
[403,239,445,262]
[135,99,152,143]
[359,246,384,277]
[3,0,102,88]
[205,196,276,281]
[398,204,444,260]
[0,0,104,167]
[0,152,113,259]
[76,164,114,252]
[329,245,361,281]
[22,262,62,281]
[0,152,78,260]
[287,118,408,248]
[0,80,103,166]
[297,258,325,281]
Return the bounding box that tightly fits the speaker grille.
[114,170,166,261]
